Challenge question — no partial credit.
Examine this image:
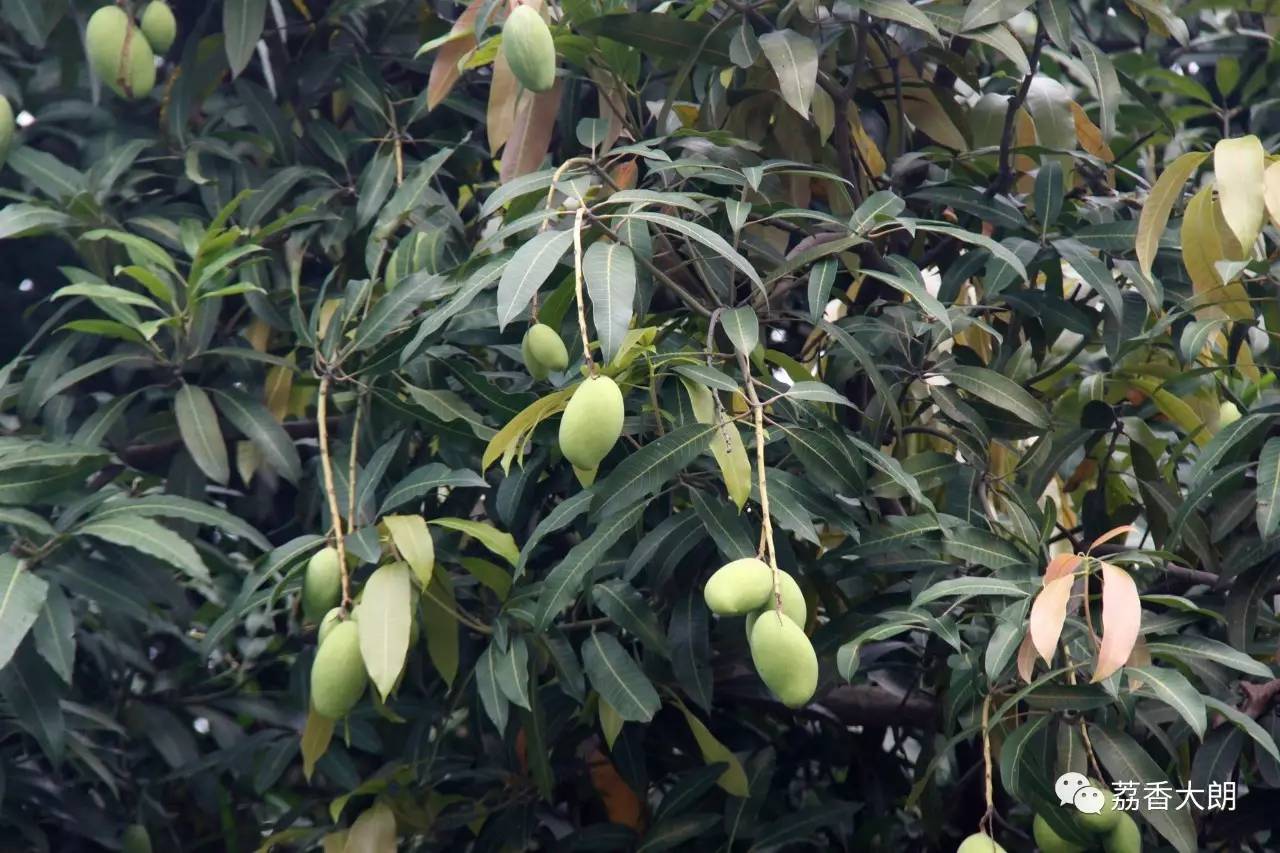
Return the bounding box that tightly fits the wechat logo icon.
[1055,771,1106,813]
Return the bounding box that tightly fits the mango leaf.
[1127,665,1206,736]
[1093,562,1140,682]
[224,0,267,77]
[942,365,1050,428]
[429,517,518,566]
[720,305,759,355]
[383,515,435,587]
[1257,438,1280,541]
[77,516,212,587]
[1088,726,1197,853]
[584,240,637,365]
[1214,135,1265,253]
[0,555,49,669]
[758,30,817,117]
[582,632,660,723]
[357,562,412,700]
[212,389,301,484]
[591,424,718,518]
[496,229,574,330]
[175,384,230,484]
[536,503,645,629]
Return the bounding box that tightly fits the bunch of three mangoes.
[704,557,817,707]
[85,2,177,100]
[1033,781,1141,853]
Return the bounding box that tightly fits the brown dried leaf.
[426,0,483,112]
[1016,631,1037,683]
[487,53,519,155]
[500,81,565,183]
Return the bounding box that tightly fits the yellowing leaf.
[1136,149,1203,275]
[344,802,396,853]
[357,562,412,699]
[482,387,574,472]
[1069,100,1113,162]
[758,30,817,117]
[681,377,751,510]
[674,700,750,796]
[301,708,334,782]
[1213,135,1265,252]
[1029,574,1074,664]
[1263,161,1280,231]
[1181,183,1251,321]
[383,514,435,587]
[422,571,459,687]
[599,698,623,749]
[851,119,886,178]
[1127,376,1208,447]
[903,92,967,151]
[1092,561,1141,682]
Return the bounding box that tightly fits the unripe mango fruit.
[140,1,177,53]
[303,546,341,624]
[522,322,568,379]
[121,824,152,853]
[1075,779,1121,834]
[745,570,806,635]
[559,375,624,469]
[1102,813,1141,853]
[310,620,367,718]
[748,611,818,707]
[1033,814,1086,853]
[86,6,156,100]
[0,95,13,168]
[704,557,773,615]
[318,606,346,644]
[502,5,556,93]
[956,833,1008,853]
[1218,401,1241,428]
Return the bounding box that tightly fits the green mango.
[317,606,346,644]
[302,546,341,624]
[0,95,13,169]
[1102,813,1141,853]
[704,557,773,615]
[1033,814,1087,853]
[748,610,818,707]
[86,6,156,100]
[310,620,367,718]
[140,1,177,53]
[956,832,1008,853]
[121,824,152,853]
[1075,779,1122,834]
[745,569,806,635]
[558,375,624,469]
[502,5,556,93]
[522,322,568,379]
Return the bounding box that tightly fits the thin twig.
[987,24,1048,199]
[317,375,351,609]
[573,206,596,376]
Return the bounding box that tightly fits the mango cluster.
[502,4,557,92]
[302,546,368,718]
[85,2,176,100]
[704,558,817,707]
[1033,783,1141,853]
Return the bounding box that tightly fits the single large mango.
[745,569,806,634]
[310,620,367,718]
[956,833,1008,853]
[748,611,818,707]
[1033,815,1086,853]
[140,1,177,53]
[1102,813,1141,853]
[86,6,156,100]
[704,557,772,615]
[302,546,341,624]
[121,824,152,853]
[559,375,623,469]
[502,5,556,93]
[522,322,568,380]
[0,95,13,168]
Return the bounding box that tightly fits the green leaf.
[88,493,271,551]
[865,256,951,332]
[0,555,49,670]
[383,515,435,587]
[1203,696,1280,763]
[1074,37,1120,140]
[674,701,749,796]
[1088,725,1198,853]
[175,384,230,485]
[0,641,65,763]
[535,503,644,629]
[943,365,1050,429]
[422,519,514,569]
[807,258,837,322]
[224,0,267,77]
[914,577,1029,606]
[496,229,575,330]
[617,211,761,290]
[581,632,660,723]
[0,203,73,239]
[591,423,718,518]
[721,305,759,355]
[861,0,944,42]
[32,583,74,685]
[495,635,531,710]
[962,0,1034,31]
[357,562,412,700]
[211,389,302,484]
[1127,665,1207,737]
[1035,159,1064,233]
[1146,636,1274,679]
[1258,438,1280,542]
[758,30,817,117]
[355,146,398,229]
[584,240,637,365]
[575,14,734,65]
[380,463,488,516]
[422,572,459,688]
[477,641,510,731]
[592,580,670,656]
[77,516,212,587]
[350,274,443,352]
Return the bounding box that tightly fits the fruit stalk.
[532,156,589,320]
[572,206,596,376]
[317,374,351,608]
[980,692,995,834]
[738,349,780,614]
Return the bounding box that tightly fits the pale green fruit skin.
[0,95,13,168]
[317,606,345,644]
[1075,780,1122,834]
[1218,401,1241,428]
[310,620,367,718]
[745,570,806,635]
[1033,814,1087,853]
[122,824,152,853]
[971,93,1009,149]
[956,832,1009,853]
[86,6,156,100]
[704,557,773,615]
[1102,813,1141,853]
[502,5,556,93]
[559,375,624,469]
[527,323,568,371]
[140,1,177,53]
[303,546,341,624]
[748,611,818,707]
